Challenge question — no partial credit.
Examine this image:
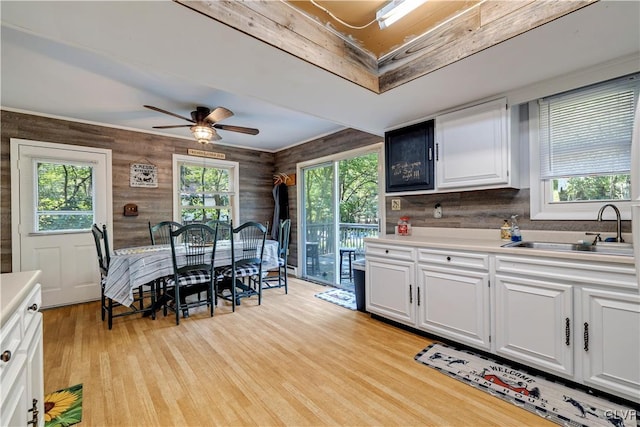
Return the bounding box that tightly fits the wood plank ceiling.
[178,0,597,94]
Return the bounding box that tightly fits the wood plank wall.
[385,189,631,236]
[0,110,275,273]
[2,111,629,274]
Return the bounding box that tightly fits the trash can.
[352,259,366,312]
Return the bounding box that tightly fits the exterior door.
[11,139,112,308]
[301,162,336,283]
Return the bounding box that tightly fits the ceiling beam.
[177,0,380,93]
[177,0,599,94]
[378,0,598,92]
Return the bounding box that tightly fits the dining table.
[104,239,279,307]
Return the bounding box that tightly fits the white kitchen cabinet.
[365,243,415,326]
[494,274,574,378]
[435,98,518,190]
[416,248,491,350]
[495,254,639,403]
[0,274,44,427]
[580,287,640,402]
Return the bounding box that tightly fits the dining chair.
[92,223,155,329]
[149,220,182,245]
[216,221,267,311]
[166,223,218,325]
[263,219,291,294]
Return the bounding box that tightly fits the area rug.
[44,383,83,427]
[416,343,638,427]
[314,288,356,310]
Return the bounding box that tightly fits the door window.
[34,160,95,232]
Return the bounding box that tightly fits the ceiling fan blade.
[205,107,233,123]
[213,124,259,135]
[144,105,194,123]
[152,125,192,129]
[211,130,222,141]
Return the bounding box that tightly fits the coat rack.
[273,172,296,186]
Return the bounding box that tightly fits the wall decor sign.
[129,163,158,188]
[188,149,226,159]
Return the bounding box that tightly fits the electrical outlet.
[434,203,442,219]
[391,199,401,211]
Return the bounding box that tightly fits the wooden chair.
[91,223,155,329]
[216,221,267,311]
[149,221,182,245]
[263,219,291,293]
[166,223,218,325]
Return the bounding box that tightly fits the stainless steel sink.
[502,241,634,256]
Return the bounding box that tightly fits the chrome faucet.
[596,204,624,243]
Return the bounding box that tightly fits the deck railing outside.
[306,222,378,257]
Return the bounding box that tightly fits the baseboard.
[286,265,297,276]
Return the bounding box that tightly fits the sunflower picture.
[44,383,83,427]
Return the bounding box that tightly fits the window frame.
[529,100,632,221]
[172,154,239,225]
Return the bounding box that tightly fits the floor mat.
[314,288,356,310]
[44,383,83,427]
[415,343,638,427]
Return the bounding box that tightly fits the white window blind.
[539,73,639,179]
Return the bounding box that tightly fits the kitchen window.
[530,73,639,220]
[172,154,239,225]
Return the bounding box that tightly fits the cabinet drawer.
[495,255,637,289]
[0,313,22,373]
[366,244,415,261]
[417,248,489,270]
[21,283,41,332]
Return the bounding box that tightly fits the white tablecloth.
[105,240,279,306]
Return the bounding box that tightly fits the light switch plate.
[391,199,401,211]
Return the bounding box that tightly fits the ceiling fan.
[144,104,259,144]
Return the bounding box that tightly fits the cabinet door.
[435,98,509,189]
[581,288,640,403]
[417,265,490,350]
[495,274,574,378]
[24,315,44,427]
[0,352,28,427]
[366,257,415,325]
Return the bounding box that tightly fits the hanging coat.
[271,182,289,240]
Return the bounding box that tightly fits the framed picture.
[130,162,158,188]
[385,120,434,192]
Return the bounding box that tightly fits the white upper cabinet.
[435,98,519,190]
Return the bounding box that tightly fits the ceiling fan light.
[377,0,428,29]
[190,125,214,144]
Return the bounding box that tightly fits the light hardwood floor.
[43,278,553,426]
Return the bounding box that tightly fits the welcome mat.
[416,343,638,427]
[44,383,83,427]
[315,288,356,310]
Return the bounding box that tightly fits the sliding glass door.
[300,147,381,286]
[301,163,336,283]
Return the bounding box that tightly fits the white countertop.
[366,227,636,266]
[0,270,42,328]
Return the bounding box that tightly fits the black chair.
[216,221,267,311]
[205,220,231,240]
[166,223,218,325]
[263,219,291,293]
[149,221,182,245]
[91,224,155,329]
